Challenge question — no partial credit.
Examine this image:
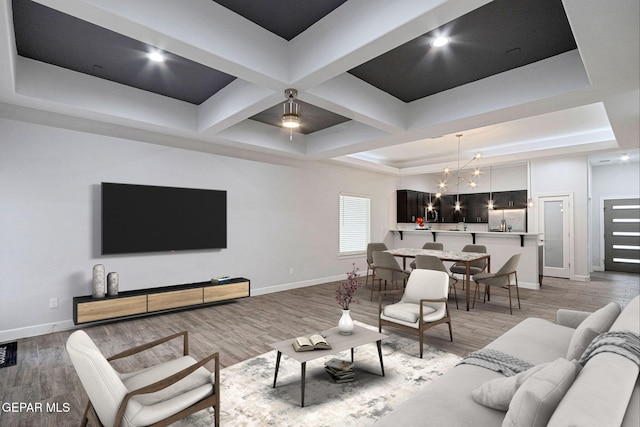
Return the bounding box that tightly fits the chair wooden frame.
[79,331,220,427]
[378,290,453,358]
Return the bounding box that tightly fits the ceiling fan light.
[282,114,300,128]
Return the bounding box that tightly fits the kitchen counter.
[389,228,542,289]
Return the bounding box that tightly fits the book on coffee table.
[292,334,331,352]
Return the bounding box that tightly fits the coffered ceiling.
[1,0,638,174]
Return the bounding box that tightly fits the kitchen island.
[389,228,542,289]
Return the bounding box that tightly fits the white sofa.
[374,295,640,426]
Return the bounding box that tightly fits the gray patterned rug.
[177,322,461,426]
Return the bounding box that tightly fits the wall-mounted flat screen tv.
[101,182,227,255]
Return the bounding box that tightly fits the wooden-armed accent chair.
[378,269,453,358]
[66,330,220,427]
[371,250,410,301]
[473,253,522,314]
[449,244,488,291]
[409,242,444,269]
[366,242,388,287]
[414,254,460,309]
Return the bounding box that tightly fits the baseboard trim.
[0,320,77,343]
[518,281,540,290]
[251,274,345,296]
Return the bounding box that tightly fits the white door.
[538,195,571,278]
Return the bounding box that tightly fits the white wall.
[399,164,528,194]
[589,161,640,270]
[0,117,399,340]
[530,156,590,280]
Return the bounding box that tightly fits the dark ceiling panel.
[12,0,236,105]
[348,0,577,102]
[250,100,350,134]
[212,0,347,41]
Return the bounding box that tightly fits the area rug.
[176,322,461,426]
[0,341,17,369]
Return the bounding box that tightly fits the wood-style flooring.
[1,271,638,426]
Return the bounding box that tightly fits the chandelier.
[435,134,482,211]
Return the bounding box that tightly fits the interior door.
[539,195,571,278]
[604,198,640,273]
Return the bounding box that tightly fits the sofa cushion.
[383,302,436,324]
[548,296,640,427]
[502,358,580,427]
[565,302,621,360]
[487,318,574,365]
[471,363,549,411]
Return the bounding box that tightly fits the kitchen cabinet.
[398,189,526,224]
[492,190,528,209]
[397,190,419,223]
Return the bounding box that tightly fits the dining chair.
[366,242,388,288]
[409,242,444,269]
[371,251,410,301]
[66,330,220,427]
[449,244,487,291]
[414,255,459,309]
[378,269,453,358]
[473,253,522,314]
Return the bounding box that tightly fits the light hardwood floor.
[1,271,638,426]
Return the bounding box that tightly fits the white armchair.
[378,269,453,358]
[66,330,219,427]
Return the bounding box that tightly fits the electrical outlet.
[289,268,294,275]
[49,297,58,309]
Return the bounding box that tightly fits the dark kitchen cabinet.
[397,190,418,223]
[465,192,490,223]
[492,190,528,209]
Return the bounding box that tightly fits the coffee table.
[269,325,388,407]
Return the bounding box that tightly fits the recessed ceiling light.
[621,154,630,161]
[431,36,449,47]
[147,51,165,63]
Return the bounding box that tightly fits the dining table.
[385,248,491,311]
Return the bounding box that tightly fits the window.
[339,193,370,256]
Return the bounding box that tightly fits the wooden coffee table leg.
[273,351,282,388]
[377,340,385,376]
[301,362,306,407]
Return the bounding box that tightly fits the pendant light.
[282,88,300,141]
[488,166,494,210]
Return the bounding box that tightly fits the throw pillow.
[471,363,549,411]
[502,358,581,427]
[565,302,621,360]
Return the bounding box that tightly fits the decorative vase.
[338,309,354,335]
[92,264,106,298]
[107,272,119,296]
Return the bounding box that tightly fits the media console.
[73,277,250,325]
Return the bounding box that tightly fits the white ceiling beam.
[289,0,490,88]
[32,0,290,89]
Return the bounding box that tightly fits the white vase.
[338,309,354,335]
[92,264,106,298]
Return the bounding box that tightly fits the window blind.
[339,193,370,256]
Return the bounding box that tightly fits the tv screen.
[101,183,227,255]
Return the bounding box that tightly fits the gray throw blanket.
[457,348,533,377]
[578,330,640,366]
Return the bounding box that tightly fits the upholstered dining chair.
[409,242,444,269]
[473,253,522,314]
[66,330,220,427]
[414,254,460,309]
[378,269,453,358]
[371,250,410,301]
[449,244,487,291]
[366,242,388,288]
